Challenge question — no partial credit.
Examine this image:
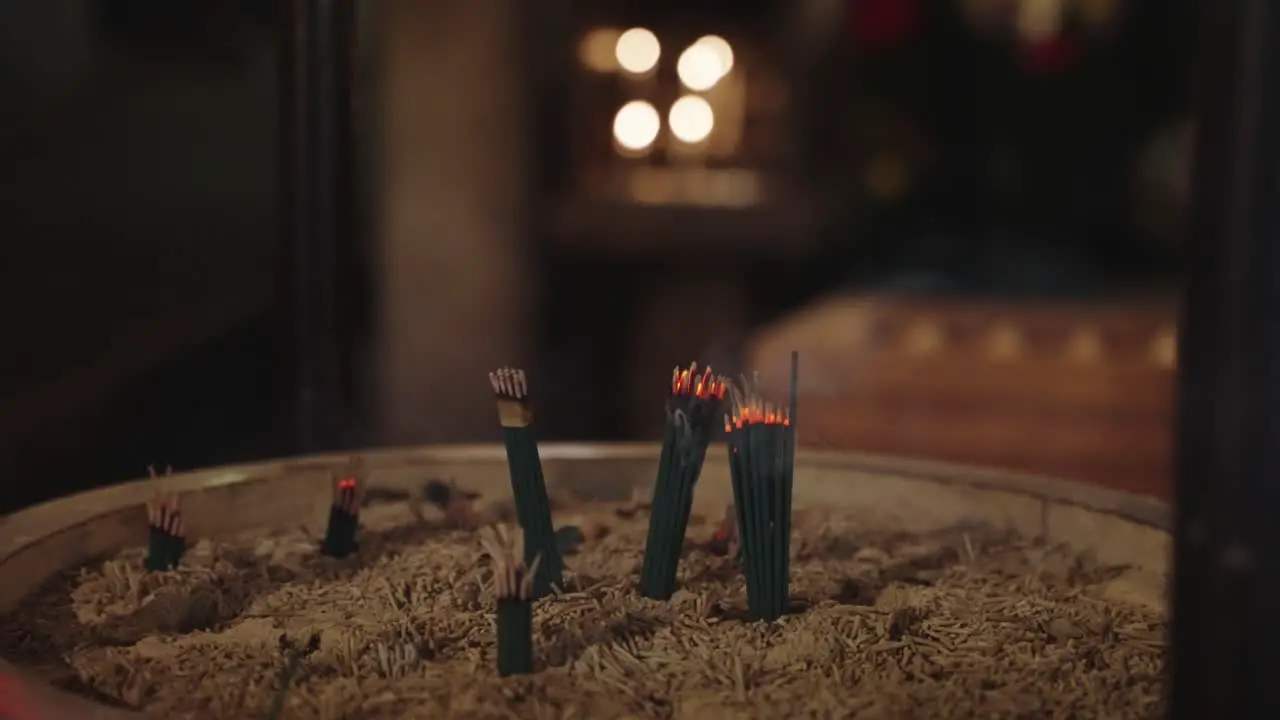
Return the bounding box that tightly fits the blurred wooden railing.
[747,294,1178,500]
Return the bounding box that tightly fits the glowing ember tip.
[670,362,728,400]
[723,375,792,429]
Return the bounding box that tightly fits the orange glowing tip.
[338,477,357,491]
[728,402,790,427]
[671,362,727,400]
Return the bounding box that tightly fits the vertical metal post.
[279,0,357,453]
[1173,0,1280,716]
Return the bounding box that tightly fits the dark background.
[0,0,1194,513]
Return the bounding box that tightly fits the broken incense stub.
[144,492,186,571]
[321,462,364,558]
[480,525,540,677]
[640,362,727,600]
[489,367,563,598]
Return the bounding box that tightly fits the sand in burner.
[0,501,1166,719]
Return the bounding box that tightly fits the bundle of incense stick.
[144,492,186,571]
[725,352,799,621]
[321,463,364,558]
[639,362,727,600]
[489,367,562,598]
[481,525,542,677]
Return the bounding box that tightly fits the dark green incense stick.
[496,598,533,676]
[782,351,799,611]
[491,367,563,598]
[725,371,796,621]
[481,525,541,677]
[144,493,186,571]
[321,467,363,558]
[640,363,726,600]
[725,426,748,601]
[640,421,679,594]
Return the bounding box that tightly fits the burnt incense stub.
[481,526,540,677]
[321,462,364,558]
[489,366,564,596]
[489,367,533,428]
[144,493,186,571]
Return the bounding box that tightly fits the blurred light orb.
[615,28,660,75]
[1152,327,1178,369]
[1017,0,1063,43]
[1067,327,1103,364]
[693,35,734,77]
[668,95,715,144]
[905,319,944,356]
[676,44,723,91]
[986,322,1024,361]
[580,28,622,72]
[613,100,661,151]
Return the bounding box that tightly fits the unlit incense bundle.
[489,367,562,597]
[725,355,798,621]
[321,460,364,558]
[640,362,727,600]
[481,525,541,677]
[144,492,186,571]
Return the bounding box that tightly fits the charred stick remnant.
[613,487,652,519]
[707,503,740,557]
[321,458,365,558]
[423,478,484,528]
[554,525,586,556]
[267,632,322,720]
[725,353,799,621]
[481,525,540,677]
[640,363,728,600]
[361,487,413,507]
[489,367,563,597]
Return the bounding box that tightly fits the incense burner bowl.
[0,443,1170,717]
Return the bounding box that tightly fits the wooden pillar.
[279,0,358,452]
[1172,0,1280,715]
[374,0,534,444]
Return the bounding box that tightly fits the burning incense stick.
[144,492,186,571]
[783,351,798,593]
[480,525,541,677]
[489,367,562,598]
[321,459,365,558]
[640,362,727,600]
[725,362,797,621]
